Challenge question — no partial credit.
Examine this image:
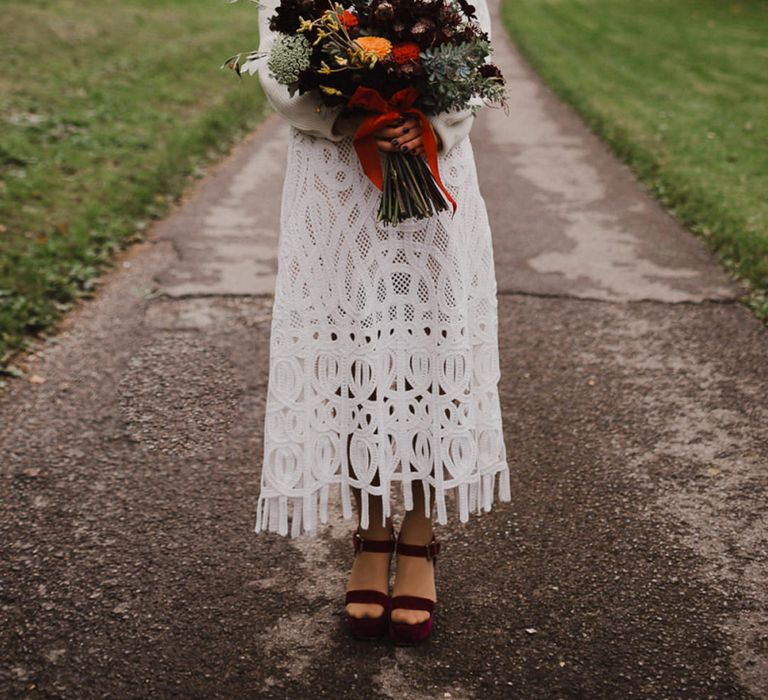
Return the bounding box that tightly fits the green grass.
[501,0,768,317]
[0,0,267,367]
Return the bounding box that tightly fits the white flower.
[267,34,312,85]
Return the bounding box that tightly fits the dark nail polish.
[403,127,409,133]
[401,145,408,152]
[391,138,398,145]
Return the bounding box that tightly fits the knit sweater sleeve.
[429,0,492,154]
[256,0,347,141]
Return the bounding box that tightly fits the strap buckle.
[352,524,396,556]
[396,534,441,561]
[425,537,440,561]
[352,528,364,556]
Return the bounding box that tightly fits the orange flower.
[338,9,358,28]
[391,41,421,64]
[354,36,393,58]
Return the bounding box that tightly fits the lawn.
[0,0,267,368]
[501,0,768,316]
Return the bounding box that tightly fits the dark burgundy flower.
[374,1,395,21]
[479,63,504,81]
[457,0,476,18]
[460,25,479,41]
[410,17,435,37]
[269,0,319,33]
[399,62,421,78]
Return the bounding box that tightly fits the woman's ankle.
[399,511,433,544]
[357,518,394,540]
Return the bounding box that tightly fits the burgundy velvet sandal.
[344,525,396,640]
[389,533,441,645]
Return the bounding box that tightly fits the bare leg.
[345,437,393,620]
[391,479,437,624]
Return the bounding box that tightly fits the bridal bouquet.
[224,0,507,224]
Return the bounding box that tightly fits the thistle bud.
[375,2,395,21]
[410,18,435,36]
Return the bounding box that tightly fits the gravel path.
[2,1,766,697]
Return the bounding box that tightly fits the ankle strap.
[396,534,440,561]
[352,526,396,555]
[390,595,435,613]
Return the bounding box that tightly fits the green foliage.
[421,40,494,112]
[0,0,268,367]
[501,0,768,317]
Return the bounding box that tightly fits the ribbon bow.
[348,86,457,215]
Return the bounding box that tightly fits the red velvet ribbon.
[348,86,457,214]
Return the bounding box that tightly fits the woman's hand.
[373,116,424,156]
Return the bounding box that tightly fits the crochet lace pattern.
[254,129,510,537]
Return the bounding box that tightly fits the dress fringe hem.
[253,461,512,538]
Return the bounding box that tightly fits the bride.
[252,0,510,645]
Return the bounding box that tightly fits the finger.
[387,128,425,153]
[376,138,398,153]
[374,117,420,140]
[397,135,423,154]
[402,116,420,130]
[373,120,405,139]
[397,130,422,148]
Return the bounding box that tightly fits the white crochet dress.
[253,0,511,537]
